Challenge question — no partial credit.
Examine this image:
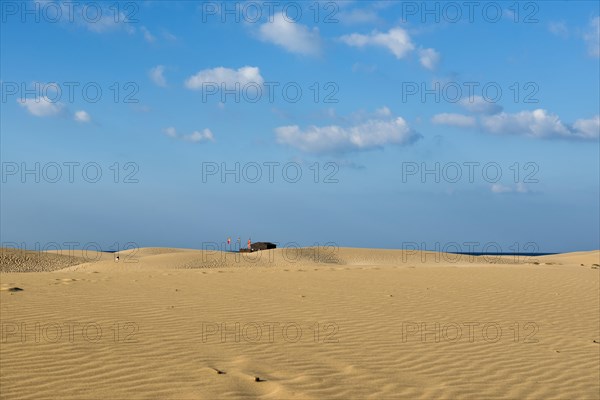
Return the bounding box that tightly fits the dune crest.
[4,247,598,273]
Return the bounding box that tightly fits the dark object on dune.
[8,287,23,292]
[251,242,277,251]
[238,242,276,253]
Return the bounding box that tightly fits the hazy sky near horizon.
[1,0,599,253]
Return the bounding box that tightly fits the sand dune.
[8,246,594,274]
[0,248,90,273]
[1,247,598,399]
[537,250,600,266]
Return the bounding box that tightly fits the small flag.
[227,237,231,245]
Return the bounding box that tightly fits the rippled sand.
[1,247,599,399]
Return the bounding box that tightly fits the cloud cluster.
[340,28,415,59]
[17,97,92,123]
[164,127,214,143]
[140,26,156,43]
[185,66,263,89]
[481,109,594,139]
[459,96,503,115]
[254,9,437,68]
[418,48,440,70]
[548,21,569,38]
[433,102,599,141]
[33,1,179,44]
[339,27,440,70]
[275,109,420,153]
[149,65,167,87]
[548,17,599,57]
[491,183,531,194]
[73,110,91,123]
[257,13,321,56]
[584,16,600,58]
[17,97,64,117]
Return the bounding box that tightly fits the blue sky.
[1,0,599,253]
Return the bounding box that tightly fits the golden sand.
[1,248,599,399]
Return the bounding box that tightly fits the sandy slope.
[1,247,598,399]
[0,248,95,273]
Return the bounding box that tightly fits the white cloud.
[184,129,214,143]
[149,65,167,87]
[74,110,91,123]
[491,183,531,194]
[258,13,321,56]
[78,9,134,34]
[459,95,503,115]
[491,184,512,194]
[17,97,64,117]
[572,115,600,139]
[164,127,177,138]
[164,127,214,143]
[432,108,598,141]
[140,26,156,43]
[548,21,569,38]
[431,113,476,128]
[340,27,415,59]
[583,16,600,58]
[163,31,177,41]
[31,1,134,34]
[419,48,440,70]
[375,106,391,117]
[481,109,598,140]
[275,111,420,153]
[185,66,263,90]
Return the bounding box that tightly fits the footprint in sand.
[54,278,79,285]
